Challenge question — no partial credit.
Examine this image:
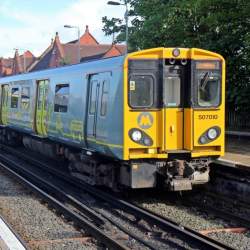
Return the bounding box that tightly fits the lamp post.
[64,25,81,63]
[107,1,128,54]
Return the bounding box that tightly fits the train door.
[87,72,110,143]
[0,84,9,125]
[35,80,49,136]
[87,75,100,140]
[163,65,184,150]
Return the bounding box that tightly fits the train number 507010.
[198,114,218,120]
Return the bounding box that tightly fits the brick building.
[0,25,126,77]
[0,50,36,77]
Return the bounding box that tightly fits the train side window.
[11,87,19,108]
[129,75,154,108]
[100,80,109,116]
[21,87,30,110]
[54,84,69,113]
[89,80,98,114]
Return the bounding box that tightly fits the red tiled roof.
[68,25,99,45]
[79,25,99,45]
[0,49,36,76]
[23,50,34,58]
[2,25,127,76]
[28,26,126,72]
[0,57,13,76]
[0,58,13,68]
[103,44,126,58]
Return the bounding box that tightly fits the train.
[0,47,225,191]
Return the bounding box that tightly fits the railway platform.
[0,215,26,250]
[219,134,250,167]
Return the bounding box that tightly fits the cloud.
[0,0,125,57]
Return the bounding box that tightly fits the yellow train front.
[121,47,225,191]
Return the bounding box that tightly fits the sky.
[0,0,125,57]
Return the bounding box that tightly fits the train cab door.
[0,84,9,125]
[163,65,184,151]
[35,80,49,137]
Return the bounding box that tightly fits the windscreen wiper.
[200,72,210,91]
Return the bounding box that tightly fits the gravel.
[0,168,97,250]
[131,193,250,250]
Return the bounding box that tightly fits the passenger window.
[100,80,109,116]
[21,87,30,110]
[54,84,69,113]
[89,80,98,114]
[11,87,19,108]
[129,75,154,108]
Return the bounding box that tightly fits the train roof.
[0,55,125,83]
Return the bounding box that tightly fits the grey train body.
[0,56,125,159]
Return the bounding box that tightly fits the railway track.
[0,144,235,250]
[0,153,128,250]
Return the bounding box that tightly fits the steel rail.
[0,146,235,250]
[0,151,160,250]
[0,155,130,250]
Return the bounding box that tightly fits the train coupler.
[162,159,210,191]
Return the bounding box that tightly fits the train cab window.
[129,75,154,108]
[198,72,220,107]
[21,87,30,110]
[163,76,181,107]
[54,84,69,113]
[100,80,109,116]
[11,87,19,108]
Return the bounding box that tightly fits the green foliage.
[103,0,250,114]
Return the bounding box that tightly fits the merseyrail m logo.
[137,112,153,129]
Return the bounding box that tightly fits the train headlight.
[199,136,207,144]
[129,129,153,146]
[207,128,218,140]
[131,130,142,142]
[143,138,152,146]
[199,126,221,144]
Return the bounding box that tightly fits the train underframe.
[0,127,211,191]
[69,157,210,191]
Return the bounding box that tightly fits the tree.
[103,0,250,114]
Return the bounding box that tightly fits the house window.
[11,87,19,108]
[100,80,109,116]
[21,87,30,110]
[54,84,69,112]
